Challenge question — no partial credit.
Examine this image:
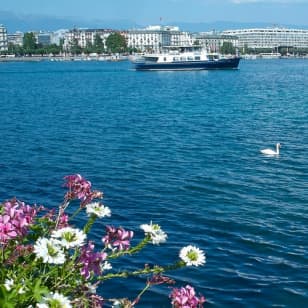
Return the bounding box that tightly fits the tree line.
[2,32,136,56]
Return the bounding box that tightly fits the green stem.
[83,215,96,234]
[132,282,151,305]
[53,268,75,289]
[70,207,82,221]
[108,237,150,259]
[55,201,70,228]
[99,260,185,281]
[41,266,59,284]
[1,246,4,263]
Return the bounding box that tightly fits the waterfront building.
[50,29,68,46]
[126,25,193,53]
[0,24,8,51]
[193,32,238,52]
[36,32,52,46]
[63,28,114,51]
[222,27,308,50]
[7,31,23,46]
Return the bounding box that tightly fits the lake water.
[0,59,307,307]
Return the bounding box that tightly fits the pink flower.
[5,244,33,265]
[81,191,104,208]
[102,226,134,251]
[89,294,104,308]
[0,199,38,244]
[64,174,92,200]
[170,285,205,308]
[0,215,17,243]
[148,274,175,286]
[58,213,69,229]
[63,174,103,207]
[78,241,107,279]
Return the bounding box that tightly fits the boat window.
[180,57,186,61]
[145,57,159,62]
[164,57,167,61]
[194,56,200,60]
[173,57,179,61]
[187,56,193,61]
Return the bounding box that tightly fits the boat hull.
[133,57,241,71]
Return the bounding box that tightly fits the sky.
[1,0,308,26]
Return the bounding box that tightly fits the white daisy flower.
[86,202,111,218]
[101,261,112,271]
[4,278,14,291]
[18,286,26,294]
[111,300,121,308]
[34,237,66,264]
[37,292,72,308]
[52,227,86,249]
[140,221,167,244]
[86,283,97,294]
[179,245,206,267]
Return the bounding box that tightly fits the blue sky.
[1,0,308,26]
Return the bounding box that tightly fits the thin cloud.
[231,0,308,3]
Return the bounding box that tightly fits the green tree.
[46,44,62,55]
[70,38,82,55]
[220,41,236,55]
[23,32,37,55]
[84,40,94,54]
[105,32,127,54]
[93,33,104,54]
[8,43,22,55]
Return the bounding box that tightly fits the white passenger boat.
[130,46,241,71]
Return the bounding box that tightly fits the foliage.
[23,32,37,54]
[0,175,206,307]
[105,32,127,54]
[7,42,62,56]
[93,34,105,54]
[69,38,83,55]
[220,42,236,55]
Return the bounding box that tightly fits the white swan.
[260,143,281,155]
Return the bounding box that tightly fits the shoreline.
[1,54,307,63]
[0,55,129,62]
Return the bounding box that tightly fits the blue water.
[0,59,307,307]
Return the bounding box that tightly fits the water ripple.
[0,59,307,307]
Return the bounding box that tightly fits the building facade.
[126,25,193,52]
[194,32,238,52]
[63,28,114,51]
[7,31,24,46]
[0,24,8,51]
[222,28,308,49]
[51,29,68,45]
[36,32,52,46]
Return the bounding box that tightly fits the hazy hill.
[0,11,137,32]
[1,11,307,33]
[173,21,308,32]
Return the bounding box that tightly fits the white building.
[222,27,308,49]
[7,31,24,46]
[50,29,68,45]
[126,25,193,53]
[194,32,238,52]
[35,32,52,46]
[0,24,8,51]
[63,28,114,51]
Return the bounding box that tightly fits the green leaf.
[32,278,49,302]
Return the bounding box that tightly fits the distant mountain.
[171,21,308,32]
[0,11,138,33]
[1,11,307,33]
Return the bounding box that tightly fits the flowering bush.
[0,174,206,307]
